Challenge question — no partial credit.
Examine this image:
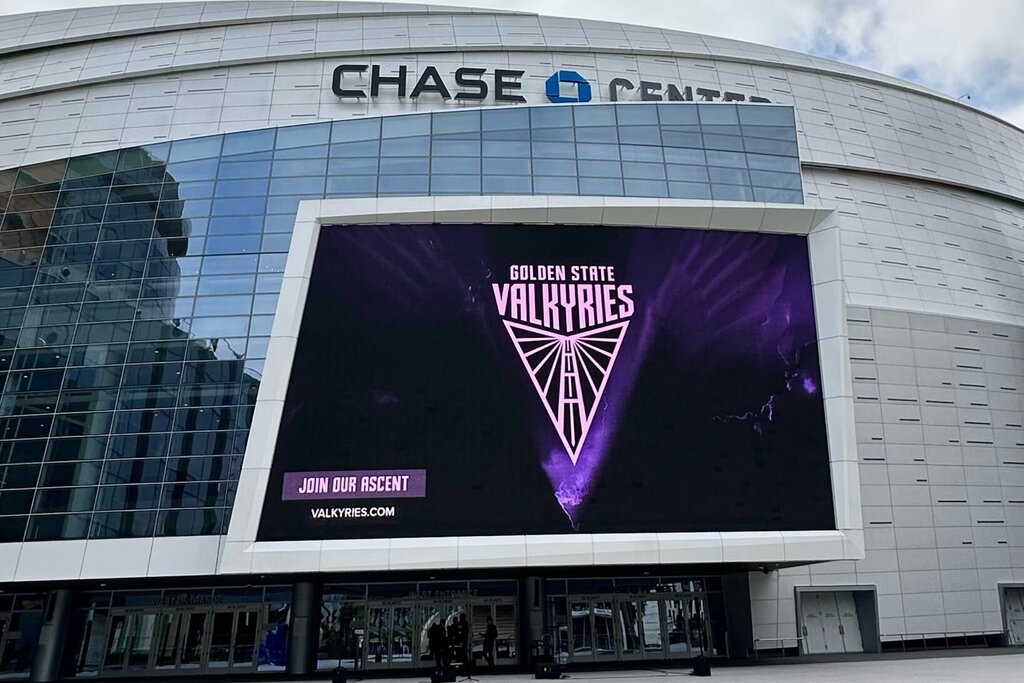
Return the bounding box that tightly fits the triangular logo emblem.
[501,320,630,464]
[492,270,634,466]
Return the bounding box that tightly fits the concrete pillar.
[521,576,546,663]
[30,589,74,682]
[286,580,322,674]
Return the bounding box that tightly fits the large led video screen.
[256,223,834,541]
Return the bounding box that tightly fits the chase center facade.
[0,1,1022,680]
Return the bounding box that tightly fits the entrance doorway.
[1003,586,1024,645]
[99,605,263,676]
[339,598,518,671]
[551,593,712,664]
[799,591,863,654]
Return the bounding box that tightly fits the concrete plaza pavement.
[254,650,1024,683]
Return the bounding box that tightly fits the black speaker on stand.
[689,654,711,677]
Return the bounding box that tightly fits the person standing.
[482,615,498,669]
[428,620,446,668]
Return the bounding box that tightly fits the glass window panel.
[117,386,178,409]
[621,162,666,180]
[482,176,531,193]
[532,176,579,194]
[248,315,273,337]
[273,122,330,149]
[483,107,529,130]
[273,144,328,161]
[329,139,381,157]
[575,126,619,144]
[668,181,712,199]
[623,179,668,197]
[660,130,702,148]
[616,105,658,125]
[531,141,575,159]
[33,486,97,513]
[201,255,258,276]
[752,187,803,204]
[702,133,745,152]
[430,175,481,194]
[482,140,530,157]
[102,458,166,485]
[532,158,576,176]
[222,129,276,156]
[618,126,661,145]
[531,126,574,143]
[66,151,119,180]
[193,295,253,318]
[270,158,327,178]
[90,510,157,538]
[432,110,480,134]
[260,236,292,254]
[382,115,430,138]
[327,157,379,175]
[741,124,798,142]
[531,106,573,129]
[325,176,377,195]
[577,160,621,178]
[743,137,798,156]
[737,105,794,126]
[259,254,286,273]
[0,489,34,514]
[431,157,480,175]
[378,175,428,194]
[0,464,40,489]
[573,105,616,127]
[706,150,747,168]
[217,160,272,180]
[331,117,381,143]
[268,176,324,195]
[215,178,269,198]
[430,135,481,157]
[38,461,102,487]
[207,215,263,236]
[621,144,664,162]
[708,167,750,185]
[697,105,739,125]
[380,157,430,175]
[95,484,161,510]
[26,513,91,540]
[656,104,699,125]
[576,143,620,160]
[204,235,261,255]
[106,433,168,459]
[579,177,623,195]
[381,136,430,157]
[746,154,800,173]
[710,184,755,201]
[749,170,802,190]
[482,157,530,175]
[44,437,106,462]
[166,158,220,182]
[666,164,710,182]
[156,507,225,535]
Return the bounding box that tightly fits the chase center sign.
[331,65,771,105]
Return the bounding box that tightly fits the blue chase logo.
[545,70,592,103]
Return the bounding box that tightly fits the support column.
[521,576,546,665]
[286,580,322,674]
[30,588,74,682]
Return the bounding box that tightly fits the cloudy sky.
[1,0,1021,128]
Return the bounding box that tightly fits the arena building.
[0,1,1022,679]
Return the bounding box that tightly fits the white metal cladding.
[0,4,1022,204]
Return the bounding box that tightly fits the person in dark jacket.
[427,620,446,667]
[481,615,498,668]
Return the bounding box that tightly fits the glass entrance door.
[557,593,712,664]
[100,606,262,676]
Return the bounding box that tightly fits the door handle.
[839,624,845,635]
[802,626,807,637]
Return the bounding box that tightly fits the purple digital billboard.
[256,224,834,541]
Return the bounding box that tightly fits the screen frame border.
[220,195,862,575]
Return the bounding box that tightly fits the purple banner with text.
[282,470,427,500]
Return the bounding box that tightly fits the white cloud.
[0,0,1021,127]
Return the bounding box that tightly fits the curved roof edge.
[0,1,1018,134]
